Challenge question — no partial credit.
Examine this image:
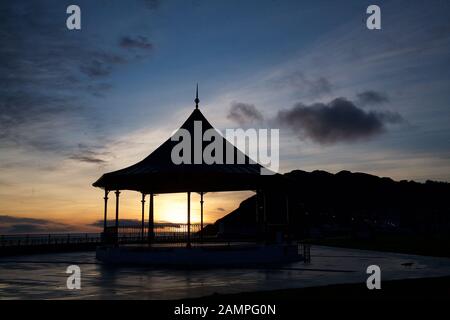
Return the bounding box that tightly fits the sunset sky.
[0,0,449,233]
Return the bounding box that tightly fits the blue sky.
[0,0,449,231]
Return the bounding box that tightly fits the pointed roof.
[93,106,276,193]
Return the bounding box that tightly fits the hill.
[204,170,450,256]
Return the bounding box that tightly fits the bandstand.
[93,87,304,266]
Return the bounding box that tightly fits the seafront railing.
[0,233,102,247]
[0,223,209,248]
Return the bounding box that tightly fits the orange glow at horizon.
[0,184,253,233]
[114,191,254,225]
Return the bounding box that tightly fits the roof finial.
[194,83,200,109]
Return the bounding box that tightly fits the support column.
[115,190,120,244]
[200,192,204,242]
[103,190,109,232]
[141,193,146,241]
[148,193,154,243]
[187,192,191,248]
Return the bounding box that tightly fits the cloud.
[0,1,155,155]
[67,144,110,164]
[272,71,333,97]
[0,2,94,152]
[227,102,264,125]
[0,216,50,224]
[0,215,72,234]
[275,97,403,144]
[68,154,106,164]
[356,90,389,106]
[120,36,153,50]
[6,224,44,234]
[216,207,225,212]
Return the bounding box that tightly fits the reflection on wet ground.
[1,245,450,299]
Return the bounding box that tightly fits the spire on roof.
[194,83,200,109]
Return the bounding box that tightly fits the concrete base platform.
[96,243,303,267]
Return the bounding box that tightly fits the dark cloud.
[0,215,50,224]
[274,71,333,97]
[216,207,225,212]
[67,144,110,164]
[68,154,106,164]
[227,102,264,125]
[275,98,403,144]
[0,215,72,234]
[356,90,389,106]
[120,36,153,50]
[7,224,43,234]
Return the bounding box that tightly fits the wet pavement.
[1,245,449,299]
